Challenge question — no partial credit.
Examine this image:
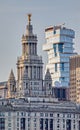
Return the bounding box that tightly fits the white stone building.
[16,14,43,98]
[0,97,80,130]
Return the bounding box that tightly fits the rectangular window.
[50,113,53,117]
[50,119,53,130]
[45,119,48,130]
[66,119,71,130]
[40,113,44,117]
[28,113,30,117]
[53,44,57,57]
[45,113,48,117]
[60,77,65,81]
[61,63,64,71]
[34,66,36,79]
[58,43,64,53]
[40,118,43,130]
[55,63,57,72]
[20,118,25,130]
[8,112,11,117]
[34,113,36,116]
[0,118,5,129]
[17,112,19,116]
[78,121,80,130]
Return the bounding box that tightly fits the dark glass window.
[79,121,80,130]
[45,119,48,130]
[40,118,43,130]
[0,118,5,129]
[50,113,53,117]
[58,43,64,53]
[61,63,64,71]
[66,119,71,130]
[55,63,57,72]
[54,30,56,34]
[53,44,57,57]
[50,119,53,130]
[53,43,64,57]
[20,118,25,130]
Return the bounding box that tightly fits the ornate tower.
[17,14,43,97]
[18,67,30,97]
[44,69,52,96]
[7,69,16,98]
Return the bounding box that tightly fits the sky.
[0,0,80,82]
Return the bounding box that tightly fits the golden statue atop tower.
[28,14,32,25]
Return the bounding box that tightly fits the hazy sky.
[0,0,80,81]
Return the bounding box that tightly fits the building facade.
[0,82,7,98]
[43,25,76,88]
[69,55,80,103]
[0,98,80,130]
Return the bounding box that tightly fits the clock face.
[54,81,62,87]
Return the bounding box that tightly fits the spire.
[28,14,32,25]
[45,69,52,80]
[8,69,15,81]
[26,14,33,36]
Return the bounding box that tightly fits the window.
[17,112,19,116]
[34,123,36,127]
[67,114,71,118]
[26,83,28,88]
[55,63,57,72]
[0,112,5,117]
[54,30,56,34]
[40,113,44,117]
[57,119,60,123]
[8,118,11,122]
[34,113,36,116]
[63,119,65,123]
[45,113,48,117]
[21,112,24,116]
[58,43,64,53]
[17,118,19,121]
[8,128,11,130]
[53,43,64,57]
[53,44,57,57]
[34,66,36,79]
[20,118,25,129]
[61,63,64,71]
[8,123,11,127]
[34,118,36,122]
[28,118,30,122]
[50,113,53,117]
[63,114,65,118]
[63,124,65,128]
[0,118,5,129]
[17,122,19,127]
[60,77,65,81]
[8,112,11,117]
[57,114,59,117]
[28,113,30,117]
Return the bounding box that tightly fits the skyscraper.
[43,25,75,88]
[70,55,80,103]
